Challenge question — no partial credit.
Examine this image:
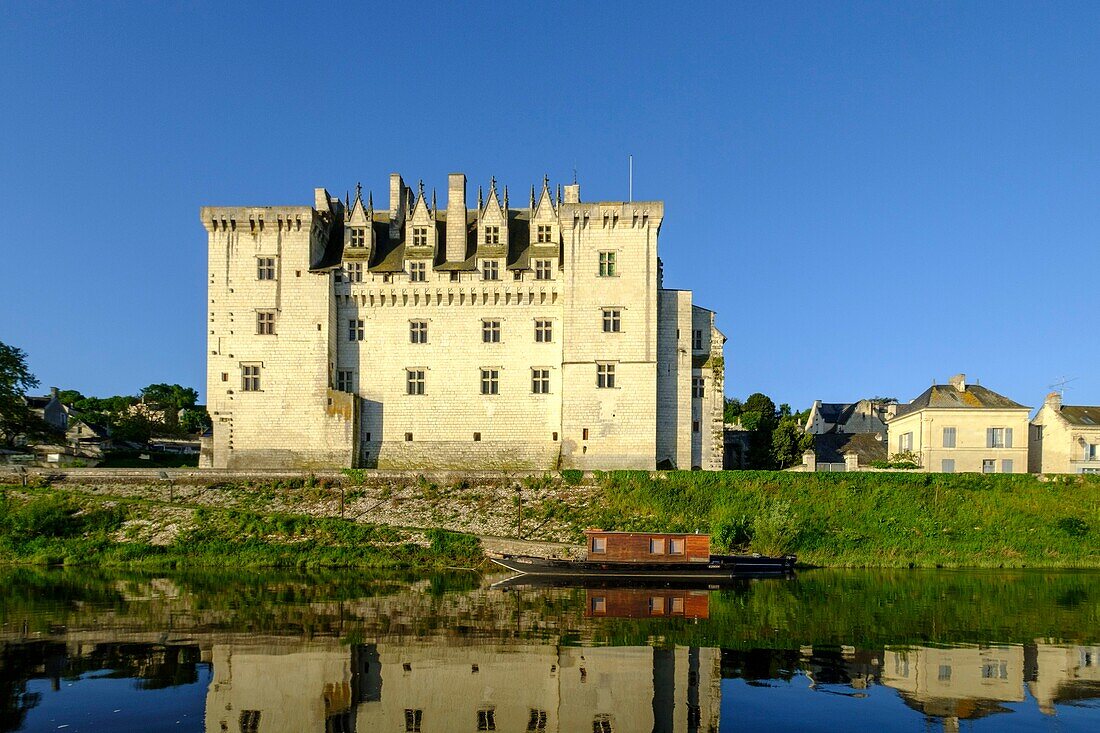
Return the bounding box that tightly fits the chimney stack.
[446,173,467,262]
[50,387,59,398]
[1046,392,1063,410]
[949,373,967,392]
[562,183,580,203]
[389,173,407,239]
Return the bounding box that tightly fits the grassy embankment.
[1,470,1097,569]
[0,485,481,570]
[582,471,1099,568]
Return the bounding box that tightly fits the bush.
[751,500,800,555]
[560,470,584,486]
[1055,517,1089,537]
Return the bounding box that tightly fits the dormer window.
[349,228,367,247]
[347,262,363,283]
[484,226,500,245]
[412,226,428,247]
[536,225,553,243]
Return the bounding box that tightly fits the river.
[0,568,1096,732]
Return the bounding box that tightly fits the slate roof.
[816,403,853,424]
[1060,405,1100,427]
[893,384,1028,419]
[814,432,887,465]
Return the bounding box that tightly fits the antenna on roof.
[1049,376,1078,397]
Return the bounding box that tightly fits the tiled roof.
[814,433,887,464]
[1060,405,1100,427]
[893,384,1028,418]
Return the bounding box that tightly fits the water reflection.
[0,569,1097,732]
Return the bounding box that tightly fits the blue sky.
[2,1,1098,411]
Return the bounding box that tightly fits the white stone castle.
[200,173,724,470]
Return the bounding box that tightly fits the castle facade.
[200,173,724,470]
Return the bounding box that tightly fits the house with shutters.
[1028,392,1100,474]
[885,374,1030,473]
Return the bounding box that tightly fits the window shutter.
[986,428,994,448]
[1005,427,1013,448]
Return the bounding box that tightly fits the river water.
[0,568,1096,732]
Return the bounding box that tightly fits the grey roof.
[1060,405,1100,427]
[814,433,887,465]
[893,384,1028,418]
[816,403,853,423]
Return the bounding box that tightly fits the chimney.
[314,187,331,212]
[949,373,966,392]
[563,183,580,203]
[446,173,467,262]
[50,387,59,398]
[389,173,406,239]
[1046,392,1063,410]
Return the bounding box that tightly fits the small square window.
[536,224,553,244]
[405,432,414,442]
[336,369,354,392]
[450,271,460,282]
[349,227,367,247]
[597,363,616,388]
[591,536,606,553]
[257,257,276,280]
[348,319,365,341]
[482,320,501,343]
[482,260,499,280]
[256,311,276,335]
[473,432,481,442]
[241,365,261,392]
[669,538,685,554]
[532,368,550,394]
[347,262,363,282]
[513,269,523,281]
[670,596,685,614]
[692,377,704,398]
[409,261,427,282]
[484,226,500,245]
[649,538,665,554]
[591,596,606,613]
[535,320,553,343]
[406,369,425,396]
[534,259,552,280]
[601,309,621,333]
[412,226,428,247]
[648,596,665,615]
[409,320,428,344]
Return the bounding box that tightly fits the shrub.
[1055,517,1089,537]
[750,500,800,555]
[560,470,584,486]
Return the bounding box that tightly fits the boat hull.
[489,553,796,581]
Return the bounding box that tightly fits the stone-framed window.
[409,261,427,282]
[596,363,616,389]
[987,427,1012,448]
[409,320,428,344]
[482,320,501,343]
[480,368,499,395]
[256,311,276,336]
[527,709,548,731]
[476,708,495,731]
[241,364,261,392]
[406,369,426,396]
[692,329,703,350]
[534,259,553,280]
[336,370,354,392]
[598,251,617,277]
[601,309,621,333]
[347,262,364,283]
[898,432,913,453]
[534,320,552,343]
[449,271,461,282]
[536,224,553,244]
[484,226,500,245]
[412,226,428,247]
[532,368,550,394]
[348,319,365,341]
[482,260,499,281]
[257,257,276,280]
[349,228,367,247]
[692,376,705,398]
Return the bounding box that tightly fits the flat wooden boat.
[489,530,795,581]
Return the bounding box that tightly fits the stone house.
[1028,392,1100,474]
[803,398,894,470]
[885,374,1030,473]
[24,387,67,432]
[200,173,725,470]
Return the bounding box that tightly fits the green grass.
[580,471,1100,568]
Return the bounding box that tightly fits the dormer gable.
[406,180,437,255]
[531,176,558,247]
[344,183,374,259]
[477,177,508,251]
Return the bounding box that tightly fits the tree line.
[725,392,813,469]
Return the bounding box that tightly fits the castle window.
[484,226,500,245]
[480,369,499,395]
[336,370,354,392]
[583,428,589,440]
[536,224,553,244]
[241,365,261,392]
[406,369,425,396]
[257,257,276,280]
[256,311,276,336]
[347,262,363,282]
[473,432,481,442]
[482,260,499,281]
[601,309,621,333]
[692,329,703,350]
[350,227,367,247]
[412,226,428,247]
[535,320,553,343]
[477,707,496,731]
[409,261,427,282]
[513,269,523,281]
[404,709,422,731]
[239,710,261,733]
[482,320,501,343]
[405,432,414,442]
[597,363,616,389]
[527,709,548,731]
[692,420,700,433]
[334,269,344,283]
[692,377,704,398]
[450,271,460,282]
[409,320,428,344]
[593,714,613,733]
[534,259,553,280]
[348,319,365,341]
[532,368,550,394]
[598,251,617,277]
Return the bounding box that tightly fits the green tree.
[138,384,199,427]
[0,341,41,447]
[179,407,211,434]
[771,416,814,469]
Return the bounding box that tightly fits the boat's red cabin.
[582,530,711,563]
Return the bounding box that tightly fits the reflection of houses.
[883,645,1025,728]
[204,641,721,733]
[1030,644,1100,715]
[586,588,710,619]
[1029,392,1100,474]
